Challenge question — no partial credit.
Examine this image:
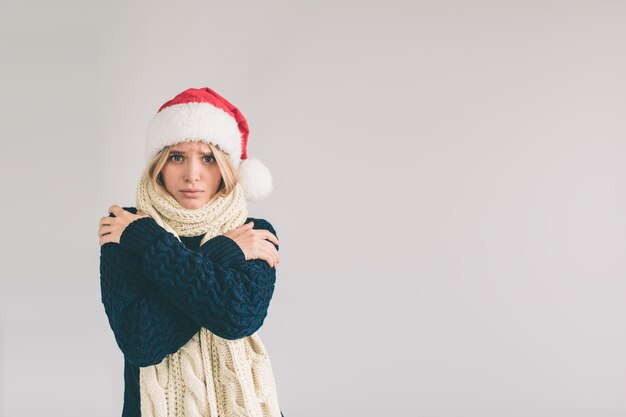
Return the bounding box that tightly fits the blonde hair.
[145,142,240,199]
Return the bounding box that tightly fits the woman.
[98,87,285,417]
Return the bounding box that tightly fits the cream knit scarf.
[134,170,282,417]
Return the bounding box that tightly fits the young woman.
[98,87,285,417]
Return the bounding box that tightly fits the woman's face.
[160,141,223,210]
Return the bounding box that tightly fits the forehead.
[170,141,212,153]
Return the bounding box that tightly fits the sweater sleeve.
[99,214,201,367]
[118,216,279,341]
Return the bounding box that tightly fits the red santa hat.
[145,87,273,201]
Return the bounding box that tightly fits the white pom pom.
[238,158,273,201]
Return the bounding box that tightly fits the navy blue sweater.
[99,207,283,417]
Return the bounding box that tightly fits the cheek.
[211,167,223,186]
[160,167,175,186]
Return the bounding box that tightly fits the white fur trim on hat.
[145,102,242,166]
[238,158,273,201]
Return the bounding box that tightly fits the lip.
[181,190,203,196]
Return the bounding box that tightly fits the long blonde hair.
[145,142,239,199]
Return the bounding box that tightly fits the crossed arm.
[100,214,278,367]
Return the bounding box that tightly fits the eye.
[203,155,215,163]
[169,154,183,162]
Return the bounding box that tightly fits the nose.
[184,158,201,183]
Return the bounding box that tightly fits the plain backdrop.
[1,1,625,416]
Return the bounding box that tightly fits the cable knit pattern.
[100,205,283,417]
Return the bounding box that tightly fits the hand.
[98,205,151,246]
[223,221,281,268]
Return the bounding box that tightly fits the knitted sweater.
[99,207,284,417]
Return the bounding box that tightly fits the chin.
[180,198,213,210]
[183,202,203,210]
[174,191,217,209]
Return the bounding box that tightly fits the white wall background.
[1,1,625,416]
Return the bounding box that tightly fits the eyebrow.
[169,149,214,155]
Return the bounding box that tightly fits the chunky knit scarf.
[134,170,282,417]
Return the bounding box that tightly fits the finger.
[99,223,111,231]
[259,246,274,268]
[100,233,117,246]
[257,230,279,245]
[269,242,280,265]
[99,217,113,227]
[108,205,123,216]
[253,242,270,266]
[260,240,278,268]
[98,224,112,237]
